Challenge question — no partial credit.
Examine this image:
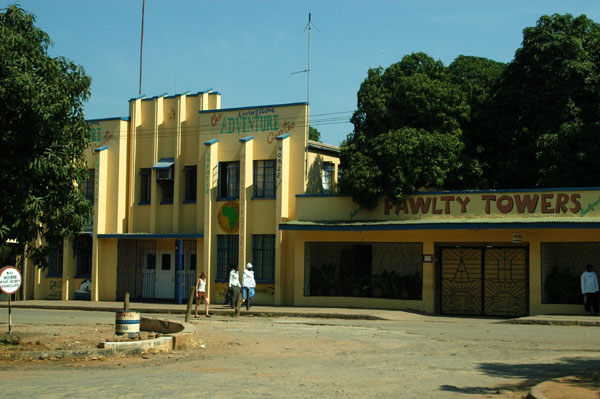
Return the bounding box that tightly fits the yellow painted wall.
[98,239,118,300]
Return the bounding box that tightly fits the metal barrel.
[115,311,140,336]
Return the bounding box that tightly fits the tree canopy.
[309,126,321,141]
[340,13,600,209]
[0,5,92,267]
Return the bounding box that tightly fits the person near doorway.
[242,262,256,310]
[581,264,599,315]
[195,272,210,318]
[228,264,241,310]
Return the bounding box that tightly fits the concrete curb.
[505,319,600,327]
[100,336,173,353]
[0,303,385,321]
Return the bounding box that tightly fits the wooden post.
[185,286,195,322]
[124,292,130,311]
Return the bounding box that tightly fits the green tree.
[340,53,468,209]
[446,56,506,188]
[0,5,92,268]
[486,14,600,188]
[309,126,321,141]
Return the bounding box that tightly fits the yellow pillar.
[203,139,218,300]
[238,136,254,273]
[91,146,108,301]
[274,134,291,305]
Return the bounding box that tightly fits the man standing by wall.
[581,264,599,315]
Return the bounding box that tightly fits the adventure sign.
[0,266,22,295]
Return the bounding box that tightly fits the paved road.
[1,309,599,398]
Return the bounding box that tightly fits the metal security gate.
[117,240,156,300]
[439,246,528,317]
[176,240,197,300]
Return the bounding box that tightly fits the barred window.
[217,235,238,280]
[252,235,275,282]
[183,165,197,202]
[322,162,335,193]
[218,162,239,199]
[253,160,276,198]
[139,168,151,204]
[47,239,64,277]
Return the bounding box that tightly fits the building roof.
[279,217,600,231]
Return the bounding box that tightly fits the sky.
[3,0,600,146]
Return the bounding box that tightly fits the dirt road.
[0,310,599,398]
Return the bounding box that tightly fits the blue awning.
[152,158,174,170]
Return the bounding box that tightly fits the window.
[322,162,335,193]
[183,165,197,202]
[217,235,238,280]
[252,235,275,282]
[47,239,63,277]
[146,253,156,270]
[541,242,600,304]
[253,160,276,198]
[218,161,239,199]
[74,236,92,277]
[304,242,423,299]
[157,166,174,204]
[161,253,171,270]
[81,169,95,205]
[140,168,151,204]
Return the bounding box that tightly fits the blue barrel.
[115,311,140,337]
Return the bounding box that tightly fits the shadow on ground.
[439,357,600,395]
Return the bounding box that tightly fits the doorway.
[155,252,175,299]
[438,245,528,317]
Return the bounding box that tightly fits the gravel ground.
[0,312,599,398]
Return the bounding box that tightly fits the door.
[155,252,175,299]
[483,248,528,317]
[441,248,482,315]
[440,246,528,317]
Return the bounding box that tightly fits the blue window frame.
[139,168,151,204]
[322,162,335,194]
[183,165,197,203]
[47,239,63,277]
[218,162,240,200]
[252,235,275,282]
[253,160,276,198]
[217,235,238,280]
[74,235,92,278]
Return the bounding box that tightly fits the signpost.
[0,266,23,334]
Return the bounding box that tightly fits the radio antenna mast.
[292,13,319,178]
[292,13,319,104]
[139,0,146,95]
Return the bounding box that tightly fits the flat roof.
[280,217,600,231]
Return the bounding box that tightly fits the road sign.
[0,266,22,295]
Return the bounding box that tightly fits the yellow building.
[24,89,600,317]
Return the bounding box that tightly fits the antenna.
[292,12,319,104]
[139,0,146,95]
[292,13,319,179]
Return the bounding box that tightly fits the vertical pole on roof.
[139,0,146,95]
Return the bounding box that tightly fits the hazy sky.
[4,0,600,145]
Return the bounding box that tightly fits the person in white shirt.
[242,263,256,310]
[228,264,241,310]
[581,264,599,315]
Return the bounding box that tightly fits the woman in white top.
[195,272,210,317]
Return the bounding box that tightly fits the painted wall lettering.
[384,193,583,216]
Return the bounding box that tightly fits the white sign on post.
[0,266,22,295]
[0,266,22,334]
